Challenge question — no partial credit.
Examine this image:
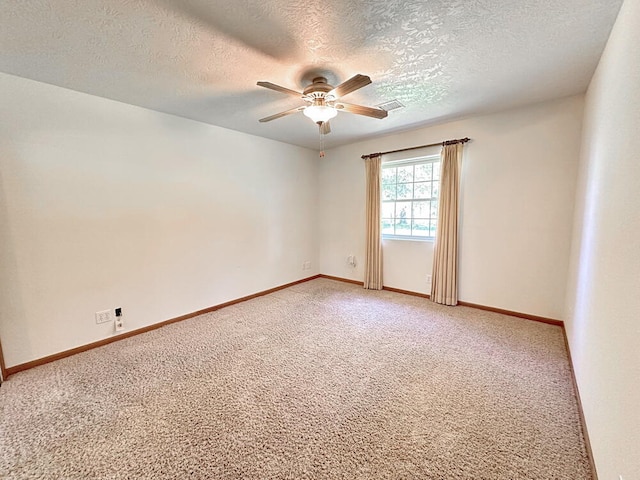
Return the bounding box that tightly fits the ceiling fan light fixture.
[303,105,338,124]
[257,73,385,130]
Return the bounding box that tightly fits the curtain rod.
[361,137,470,159]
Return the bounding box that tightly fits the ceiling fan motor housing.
[303,77,334,101]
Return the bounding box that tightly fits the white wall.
[0,73,318,368]
[564,0,640,477]
[319,96,584,319]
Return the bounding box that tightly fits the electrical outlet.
[426,275,432,284]
[95,309,113,324]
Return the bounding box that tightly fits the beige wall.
[565,0,640,477]
[0,73,318,368]
[3,26,636,475]
[319,96,584,319]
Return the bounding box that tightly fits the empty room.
[0,0,638,479]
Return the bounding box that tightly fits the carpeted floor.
[0,278,591,479]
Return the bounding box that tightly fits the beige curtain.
[364,155,383,290]
[431,143,464,305]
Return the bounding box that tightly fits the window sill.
[382,235,435,243]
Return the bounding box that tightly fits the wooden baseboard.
[561,326,598,480]
[382,286,430,299]
[317,274,364,285]
[456,301,564,327]
[319,274,562,326]
[317,275,430,299]
[0,338,6,383]
[4,275,321,378]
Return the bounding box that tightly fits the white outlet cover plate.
[95,309,113,324]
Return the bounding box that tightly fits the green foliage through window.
[381,157,440,238]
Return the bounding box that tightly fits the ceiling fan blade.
[259,106,305,122]
[320,121,331,135]
[328,74,372,98]
[336,102,388,119]
[257,81,303,98]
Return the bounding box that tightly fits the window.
[381,155,440,239]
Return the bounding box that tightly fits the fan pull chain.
[319,123,325,157]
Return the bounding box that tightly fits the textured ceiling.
[0,0,623,149]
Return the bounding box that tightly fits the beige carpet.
[0,278,591,479]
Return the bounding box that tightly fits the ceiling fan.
[257,74,388,135]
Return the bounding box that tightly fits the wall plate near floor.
[114,318,124,332]
[95,309,113,324]
[114,308,124,332]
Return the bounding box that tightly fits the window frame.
[381,154,441,241]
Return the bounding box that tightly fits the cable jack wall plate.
[114,307,124,332]
[114,316,125,332]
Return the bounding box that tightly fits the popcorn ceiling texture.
[0,279,591,479]
[0,0,622,148]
